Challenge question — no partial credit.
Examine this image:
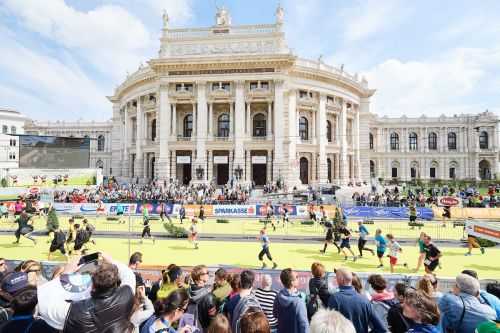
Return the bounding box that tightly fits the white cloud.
[365,47,500,116]
[340,0,412,42]
[142,0,193,24]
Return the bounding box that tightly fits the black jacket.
[63,286,134,333]
[186,284,217,329]
[308,276,330,307]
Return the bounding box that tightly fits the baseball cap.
[1,272,29,295]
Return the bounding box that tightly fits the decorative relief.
[168,40,279,56]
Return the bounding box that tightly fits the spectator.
[475,320,500,333]
[351,273,365,296]
[0,258,7,282]
[367,274,397,330]
[207,314,232,333]
[309,309,356,333]
[486,282,500,300]
[402,290,440,333]
[129,252,143,270]
[230,270,262,333]
[240,309,270,333]
[307,262,329,320]
[439,274,496,333]
[213,268,232,309]
[37,254,136,331]
[130,274,154,333]
[0,286,57,333]
[254,274,278,332]
[183,265,217,331]
[273,268,309,333]
[416,275,443,301]
[141,289,190,333]
[328,268,385,333]
[461,270,500,318]
[157,266,185,300]
[387,283,413,333]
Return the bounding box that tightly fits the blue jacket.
[439,292,496,333]
[273,289,309,333]
[328,286,386,333]
[407,323,440,333]
[479,290,500,319]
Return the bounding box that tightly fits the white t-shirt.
[389,241,401,258]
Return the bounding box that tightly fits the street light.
[234,165,243,180]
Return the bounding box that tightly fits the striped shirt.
[254,288,278,328]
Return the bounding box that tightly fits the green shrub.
[477,237,496,248]
[106,216,120,221]
[72,215,84,219]
[0,178,7,187]
[46,208,59,232]
[216,219,229,224]
[259,219,270,224]
[408,222,424,227]
[301,220,314,225]
[163,222,188,238]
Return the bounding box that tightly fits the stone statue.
[216,6,231,26]
[276,3,284,24]
[162,10,169,29]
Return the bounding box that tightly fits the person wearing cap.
[130,273,154,333]
[461,270,500,319]
[12,211,36,245]
[439,274,496,333]
[37,253,136,332]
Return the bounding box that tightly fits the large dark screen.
[19,135,90,169]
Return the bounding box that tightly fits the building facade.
[108,6,373,187]
[24,120,113,175]
[0,108,27,171]
[369,111,500,182]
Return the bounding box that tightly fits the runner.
[48,226,68,261]
[188,217,199,249]
[258,228,277,269]
[0,202,9,220]
[338,224,357,262]
[116,203,126,224]
[465,234,485,256]
[159,201,172,223]
[141,211,155,244]
[265,202,276,232]
[14,200,23,217]
[178,204,186,224]
[319,219,340,254]
[83,218,96,245]
[281,204,289,227]
[408,203,418,230]
[356,220,374,257]
[198,205,205,223]
[442,205,451,227]
[423,235,442,274]
[413,232,427,272]
[72,223,88,255]
[375,229,386,268]
[319,205,328,223]
[12,211,36,245]
[386,234,407,273]
[308,203,317,223]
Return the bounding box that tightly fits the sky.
[0,0,499,121]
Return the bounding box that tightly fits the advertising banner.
[295,205,337,218]
[213,205,257,217]
[136,202,174,215]
[438,196,462,207]
[343,206,434,220]
[171,204,213,217]
[176,156,191,164]
[465,221,500,243]
[213,156,228,164]
[107,203,138,215]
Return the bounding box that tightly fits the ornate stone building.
[108,6,373,187]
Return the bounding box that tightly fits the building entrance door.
[182,164,192,185]
[216,164,229,185]
[252,164,266,186]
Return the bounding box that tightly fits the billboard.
[19,135,90,169]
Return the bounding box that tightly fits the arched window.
[299,117,308,141]
[2,125,7,134]
[448,132,457,150]
[183,114,193,137]
[430,161,438,179]
[10,126,16,134]
[370,160,375,177]
[390,132,399,150]
[300,157,309,184]
[409,132,418,151]
[479,131,488,149]
[151,119,157,141]
[327,158,332,183]
[97,135,105,151]
[428,132,437,150]
[253,113,266,137]
[218,113,230,137]
[326,120,332,143]
[369,133,374,149]
[96,160,104,169]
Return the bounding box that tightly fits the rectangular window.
[449,167,456,179]
[411,168,416,178]
[327,96,334,104]
[392,167,398,178]
[249,82,258,90]
[299,90,308,98]
[221,82,230,91]
[430,167,436,178]
[2,125,7,134]
[212,82,220,90]
[260,81,269,90]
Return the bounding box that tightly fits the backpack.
[232,295,262,333]
[371,299,399,330]
[306,292,324,320]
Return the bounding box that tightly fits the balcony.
[169,87,195,100]
[210,87,232,99]
[176,135,193,142]
[142,98,156,110]
[212,136,232,142]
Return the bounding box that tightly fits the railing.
[166,24,279,39]
[212,136,231,142]
[176,136,193,142]
[295,58,364,86]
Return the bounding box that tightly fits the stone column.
[246,102,251,137]
[228,150,234,180]
[171,150,177,182]
[208,103,213,137]
[207,150,213,182]
[135,97,144,178]
[317,94,328,183]
[287,89,300,187]
[122,104,130,177]
[110,102,122,177]
[273,80,284,181]
[157,84,171,182]
[339,100,348,184]
[229,102,234,139]
[234,81,246,176]
[267,102,272,138]
[354,104,362,180]
[171,103,177,138]
[192,103,197,138]
[245,151,251,182]
[195,82,207,181]
[266,150,272,183]
[312,111,316,144]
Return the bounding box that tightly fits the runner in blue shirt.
[116,204,125,224]
[258,228,277,269]
[374,228,387,268]
[356,220,374,257]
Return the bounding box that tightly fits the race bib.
[424,259,432,265]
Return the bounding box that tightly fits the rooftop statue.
[276,4,284,24]
[162,10,169,29]
[215,6,231,26]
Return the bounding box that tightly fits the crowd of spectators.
[0,254,499,333]
[50,180,253,204]
[352,184,500,208]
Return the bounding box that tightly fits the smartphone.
[79,252,100,266]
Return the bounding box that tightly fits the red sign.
[29,187,40,195]
[439,196,459,206]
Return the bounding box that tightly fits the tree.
[46,206,59,232]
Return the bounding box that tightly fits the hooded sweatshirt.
[182,284,216,331]
[273,288,309,333]
[407,323,440,333]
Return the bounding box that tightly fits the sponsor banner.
[466,221,500,243]
[438,196,461,207]
[295,205,337,218]
[39,189,54,204]
[343,206,434,220]
[176,156,191,164]
[213,205,257,217]
[213,156,228,164]
[135,203,174,215]
[171,204,213,217]
[6,168,98,187]
[251,156,267,164]
[107,203,138,215]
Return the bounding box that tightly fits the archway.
[327,158,332,183]
[300,157,309,184]
[370,160,375,178]
[479,160,491,180]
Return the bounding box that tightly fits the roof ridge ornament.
[162,10,169,30]
[215,5,231,26]
[276,3,284,25]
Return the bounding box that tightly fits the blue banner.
[342,206,434,220]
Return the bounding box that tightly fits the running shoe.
[480,247,485,254]
[377,264,384,268]
[262,263,267,269]
[464,253,471,256]
[272,263,278,269]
